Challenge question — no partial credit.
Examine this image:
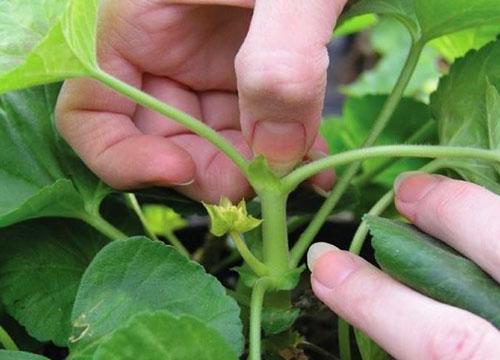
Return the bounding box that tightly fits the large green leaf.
[0,0,99,93]
[69,237,243,359]
[0,84,110,228]
[343,0,500,42]
[321,95,437,189]
[343,18,440,102]
[367,216,500,327]
[0,219,107,346]
[431,39,500,192]
[0,351,49,360]
[93,311,237,360]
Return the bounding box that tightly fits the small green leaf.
[262,307,300,336]
[342,0,500,42]
[431,39,500,192]
[69,237,243,358]
[94,311,237,360]
[0,85,111,228]
[0,351,49,360]
[0,0,100,93]
[203,197,262,237]
[0,219,107,346]
[273,266,306,291]
[142,205,187,235]
[366,216,500,327]
[354,329,388,360]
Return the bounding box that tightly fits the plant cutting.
[0,0,499,359]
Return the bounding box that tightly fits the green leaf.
[431,39,500,192]
[343,0,500,42]
[321,95,437,189]
[0,351,49,360]
[430,25,500,62]
[0,0,99,93]
[333,14,378,37]
[262,307,300,336]
[93,311,237,360]
[0,85,111,228]
[354,329,388,360]
[0,219,107,346]
[142,205,187,235]
[69,237,243,358]
[366,216,500,327]
[342,18,441,102]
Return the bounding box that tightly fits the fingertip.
[251,120,306,174]
[394,172,444,220]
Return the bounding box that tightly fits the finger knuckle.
[235,49,328,105]
[337,269,388,331]
[426,314,494,360]
[426,180,477,228]
[483,228,500,270]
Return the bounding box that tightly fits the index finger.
[394,173,500,282]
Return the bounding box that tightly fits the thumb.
[236,0,347,173]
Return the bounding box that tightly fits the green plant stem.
[230,232,268,277]
[284,145,500,192]
[164,230,191,258]
[258,190,290,276]
[350,190,394,255]
[0,325,18,351]
[288,41,424,267]
[352,119,436,187]
[83,213,128,241]
[125,193,190,257]
[125,193,160,242]
[362,42,425,146]
[338,319,351,360]
[249,279,272,360]
[93,70,250,179]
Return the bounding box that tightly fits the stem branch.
[93,70,250,179]
[285,145,500,193]
[83,213,128,241]
[230,232,268,277]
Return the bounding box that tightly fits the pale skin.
[55,1,500,358]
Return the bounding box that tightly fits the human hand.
[307,173,500,359]
[55,0,346,203]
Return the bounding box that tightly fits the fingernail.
[307,242,338,271]
[312,184,330,198]
[308,243,358,289]
[252,121,305,173]
[394,172,442,203]
[173,179,195,187]
[307,149,329,162]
